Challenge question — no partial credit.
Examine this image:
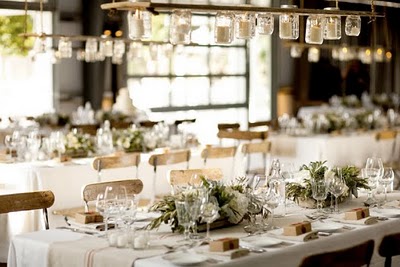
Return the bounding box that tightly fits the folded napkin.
[336,217,378,225]
[267,229,318,242]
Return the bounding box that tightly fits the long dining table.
[7,191,400,267]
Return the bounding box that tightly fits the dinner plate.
[241,236,283,247]
[312,221,343,232]
[374,208,400,218]
[163,252,208,266]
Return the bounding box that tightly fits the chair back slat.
[92,153,141,171]
[169,168,223,186]
[376,130,397,141]
[82,179,143,203]
[217,123,240,130]
[201,146,236,159]
[241,141,271,154]
[299,239,375,267]
[379,233,400,267]
[70,124,99,136]
[148,150,191,167]
[0,190,55,214]
[217,130,268,140]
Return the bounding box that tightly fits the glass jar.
[127,9,152,40]
[290,46,303,58]
[323,7,341,40]
[99,36,113,57]
[235,12,255,39]
[170,9,192,45]
[305,15,323,44]
[85,38,98,62]
[256,13,274,35]
[308,47,320,62]
[279,5,299,40]
[345,15,361,36]
[214,12,235,44]
[113,40,125,57]
[58,37,72,58]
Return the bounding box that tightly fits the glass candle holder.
[256,13,274,35]
[235,12,256,39]
[99,36,113,57]
[85,38,98,62]
[214,11,234,44]
[58,37,72,58]
[170,9,192,45]
[308,47,320,62]
[127,9,152,40]
[33,37,47,54]
[127,42,143,60]
[323,8,341,40]
[305,15,323,44]
[345,15,361,36]
[113,40,126,57]
[290,46,303,58]
[279,5,299,40]
[76,49,85,61]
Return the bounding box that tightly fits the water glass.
[328,168,346,213]
[200,196,219,241]
[264,182,280,230]
[311,179,328,214]
[379,167,394,203]
[175,199,191,241]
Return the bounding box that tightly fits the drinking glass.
[244,189,263,234]
[4,135,12,160]
[104,185,128,229]
[120,194,139,231]
[365,157,383,205]
[264,182,280,230]
[328,168,346,213]
[311,179,328,214]
[186,198,202,240]
[200,196,219,241]
[175,199,191,241]
[379,167,394,203]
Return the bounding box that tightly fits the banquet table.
[269,130,399,168]
[7,192,400,267]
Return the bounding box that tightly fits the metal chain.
[369,0,376,23]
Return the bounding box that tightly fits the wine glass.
[104,185,128,228]
[264,181,280,230]
[175,199,192,241]
[120,194,139,231]
[365,157,383,205]
[244,188,263,234]
[379,167,394,203]
[200,195,219,241]
[328,168,346,213]
[311,178,328,215]
[361,168,377,206]
[186,198,202,240]
[4,135,12,160]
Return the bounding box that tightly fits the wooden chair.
[148,149,191,203]
[379,233,400,267]
[299,239,375,267]
[168,168,223,194]
[217,123,240,130]
[139,120,162,128]
[174,118,196,127]
[110,121,132,129]
[375,129,399,188]
[82,179,143,212]
[200,146,237,165]
[217,129,268,141]
[0,190,55,230]
[92,153,141,182]
[241,140,272,177]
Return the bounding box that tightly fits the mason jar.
[305,15,323,44]
[279,5,299,40]
[214,11,235,44]
[323,7,341,40]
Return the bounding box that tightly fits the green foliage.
[300,161,328,180]
[0,15,34,56]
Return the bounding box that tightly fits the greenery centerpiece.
[114,128,144,152]
[63,130,95,158]
[286,161,369,208]
[148,177,260,232]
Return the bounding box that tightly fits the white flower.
[324,170,335,183]
[225,191,249,224]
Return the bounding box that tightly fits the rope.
[369,0,376,23]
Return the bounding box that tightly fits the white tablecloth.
[7,192,400,267]
[269,131,399,168]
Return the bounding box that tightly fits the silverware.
[240,245,267,253]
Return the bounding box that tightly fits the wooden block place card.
[283,221,312,236]
[344,207,370,220]
[209,238,239,252]
[75,211,103,224]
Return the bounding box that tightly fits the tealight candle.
[133,231,149,250]
[238,20,251,38]
[309,25,322,44]
[108,232,118,247]
[215,25,231,44]
[280,21,292,39]
[129,17,145,39]
[214,11,234,44]
[323,8,341,40]
[117,234,128,248]
[305,15,323,44]
[350,27,360,36]
[326,22,337,39]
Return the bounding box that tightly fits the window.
[0,2,53,117]
[127,2,272,144]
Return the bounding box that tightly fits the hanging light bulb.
[308,47,320,62]
[374,47,384,62]
[385,51,392,62]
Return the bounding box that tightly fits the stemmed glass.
[379,167,394,203]
[311,178,328,215]
[120,194,139,231]
[200,195,219,241]
[264,181,280,230]
[104,185,128,230]
[328,168,346,213]
[365,157,383,206]
[175,199,192,242]
[244,188,263,234]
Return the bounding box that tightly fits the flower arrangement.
[114,128,144,152]
[147,177,260,232]
[35,112,69,127]
[286,161,369,207]
[63,130,94,157]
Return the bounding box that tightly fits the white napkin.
[382,200,400,209]
[68,219,114,231]
[335,217,378,225]
[267,229,319,242]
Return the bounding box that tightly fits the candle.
[238,20,251,39]
[261,24,273,35]
[308,25,322,44]
[134,234,149,249]
[216,26,231,44]
[326,22,337,39]
[350,26,360,36]
[129,18,145,39]
[280,21,292,39]
[108,232,118,247]
[176,23,190,34]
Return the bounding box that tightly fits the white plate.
[312,221,343,232]
[163,252,208,266]
[375,208,400,218]
[241,237,283,247]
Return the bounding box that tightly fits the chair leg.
[384,256,392,267]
